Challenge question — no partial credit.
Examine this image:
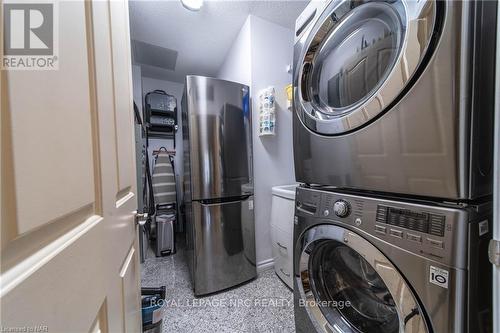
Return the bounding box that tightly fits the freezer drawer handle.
[489,239,500,266]
[200,196,251,207]
[277,242,287,250]
[280,268,290,277]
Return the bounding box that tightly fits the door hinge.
[135,212,148,226]
[489,239,500,266]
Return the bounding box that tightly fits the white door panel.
[109,0,136,196]
[1,1,140,332]
[120,244,142,333]
[2,0,96,242]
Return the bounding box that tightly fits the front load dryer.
[292,0,497,200]
[293,186,492,333]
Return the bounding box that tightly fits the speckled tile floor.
[141,239,295,333]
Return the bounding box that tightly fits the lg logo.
[429,266,449,289]
[3,3,53,56]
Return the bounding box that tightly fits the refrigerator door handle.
[199,196,251,206]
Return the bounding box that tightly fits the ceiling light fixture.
[181,0,203,11]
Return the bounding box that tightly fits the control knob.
[333,200,350,218]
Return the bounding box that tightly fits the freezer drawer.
[190,196,256,295]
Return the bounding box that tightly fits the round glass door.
[295,0,438,135]
[311,2,403,113]
[297,225,429,333]
[310,241,399,332]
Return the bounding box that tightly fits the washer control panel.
[295,187,471,269]
[376,205,446,237]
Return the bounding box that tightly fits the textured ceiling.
[129,0,309,82]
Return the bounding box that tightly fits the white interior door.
[1,1,141,332]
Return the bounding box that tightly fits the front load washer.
[293,0,497,200]
[293,186,492,333]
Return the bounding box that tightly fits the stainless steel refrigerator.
[182,76,256,296]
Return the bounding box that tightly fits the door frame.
[492,1,500,331]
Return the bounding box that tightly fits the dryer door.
[297,224,429,333]
[295,0,438,135]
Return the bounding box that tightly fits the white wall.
[218,16,252,86]
[217,15,296,268]
[250,16,296,268]
[132,65,143,114]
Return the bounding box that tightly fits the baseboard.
[256,258,274,273]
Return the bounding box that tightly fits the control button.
[333,200,351,218]
[323,209,330,217]
[375,225,386,235]
[407,233,422,243]
[355,218,362,226]
[389,229,403,239]
[428,238,444,249]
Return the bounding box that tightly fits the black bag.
[144,90,177,129]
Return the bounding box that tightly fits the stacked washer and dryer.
[292,1,497,333]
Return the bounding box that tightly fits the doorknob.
[135,212,148,226]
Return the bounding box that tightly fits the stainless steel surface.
[139,225,148,263]
[182,76,256,295]
[155,214,175,256]
[495,2,500,330]
[183,76,253,201]
[294,187,470,271]
[293,0,497,200]
[135,212,148,226]
[190,196,256,296]
[293,186,493,333]
[489,239,500,266]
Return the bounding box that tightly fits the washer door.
[295,0,438,135]
[297,225,429,333]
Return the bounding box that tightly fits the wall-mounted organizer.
[144,89,178,140]
[141,90,181,259]
[258,86,276,136]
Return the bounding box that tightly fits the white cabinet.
[270,185,298,289]
[272,225,293,288]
